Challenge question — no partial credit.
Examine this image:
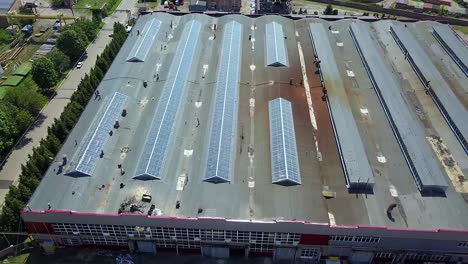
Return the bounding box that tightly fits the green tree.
[17,183,32,203]
[31,146,54,173]
[3,186,25,228]
[49,118,69,143]
[324,4,334,15]
[52,0,64,7]
[42,133,62,155]
[18,6,34,26]
[57,30,87,61]
[96,55,110,73]
[71,90,91,107]
[91,66,104,81]
[3,83,47,115]
[21,161,43,180]
[71,18,98,42]
[47,49,71,73]
[332,9,338,15]
[0,108,17,155]
[31,57,59,89]
[0,29,14,44]
[16,110,34,132]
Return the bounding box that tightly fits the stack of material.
[33,44,55,59]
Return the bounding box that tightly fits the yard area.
[1,248,270,264]
[453,25,468,35]
[74,0,124,10]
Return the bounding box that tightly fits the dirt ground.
[2,248,273,264]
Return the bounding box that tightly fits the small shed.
[1,75,24,86]
[13,62,32,76]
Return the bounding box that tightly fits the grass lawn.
[0,86,11,99]
[75,0,123,11]
[453,25,468,35]
[138,0,159,9]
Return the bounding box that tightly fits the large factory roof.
[27,13,468,230]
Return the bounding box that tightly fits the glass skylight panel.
[68,92,127,176]
[265,22,289,67]
[269,98,301,186]
[134,20,201,180]
[204,21,243,183]
[127,18,161,62]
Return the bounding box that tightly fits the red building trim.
[300,234,329,245]
[24,222,55,235]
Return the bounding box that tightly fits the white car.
[76,62,83,69]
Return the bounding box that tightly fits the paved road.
[0,0,138,207]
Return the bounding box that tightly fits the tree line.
[31,18,100,93]
[0,18,101,162]
[0,22,128,249]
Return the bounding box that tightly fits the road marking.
[346,70,355,77]
[176,174,187,191]
[336,42,343,47]
[328,212,336,225]
[389,184,398,197]
[297,41,321,161]
[248,181,255,188]
[202,64,209,78]
[249,98,255,118]
[360,107,369,115]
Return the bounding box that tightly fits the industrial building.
[22,13,468,262]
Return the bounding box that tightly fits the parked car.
[76,62,83,69]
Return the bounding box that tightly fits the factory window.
[51,224,299,248]
[275,233,300,245]
[400,253,449,262]
[155,240,175,248]
[250,243,273,252]
[213,230,225,241]
[458,242,468,248]
[61,238,81,245]
[329,235,380,244]
[300,248,320,259]
[374,252,394,259]
[226,230,249,243]
[178,240,201,249]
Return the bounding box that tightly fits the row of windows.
[329,235,380,244]
[81,236,127,245]
[61,238,81,246]
[374,252,394,259]
[400,253,450,261]
[59,235,278,252]
[300,248,320,259]
[52,224,300,245]
[458,241,468,248]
